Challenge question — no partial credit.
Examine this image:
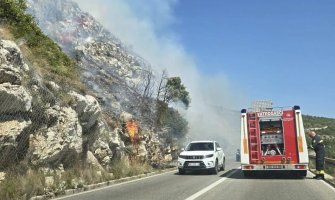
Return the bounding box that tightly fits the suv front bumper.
[178,158,216,170]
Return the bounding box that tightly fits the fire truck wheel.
[292,170,307,178]
[243,171,255,177]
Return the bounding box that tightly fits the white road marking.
[185,168,240,200]
[54,170,177,200]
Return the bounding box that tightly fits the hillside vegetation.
[0,0,79,85]
[303,115,335,159]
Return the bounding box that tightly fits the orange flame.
[126,120,139,145]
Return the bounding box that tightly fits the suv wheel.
[212,160,218,174]
[179,169,185,175]
[220,159,225,171]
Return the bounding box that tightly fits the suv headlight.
[205,154,214,158]
[179,155,186,159]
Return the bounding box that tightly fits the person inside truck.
[308,131,325,180]
[263,144,282,156]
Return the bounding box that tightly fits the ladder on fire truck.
[248,113,260,161]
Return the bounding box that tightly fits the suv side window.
[216,142,221,150]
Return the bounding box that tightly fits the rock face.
[0,40,32,114]
[0,65,22,85]
[0,40,33,169]
[86,151,104,170]
[0,83,32,113]
[28,106,82,167]
[0,172,6,182]
[0,40,25,69]
[69,91,101,132]
[0,117,31,168]
[87,121,124,169]
[0,40,84,169]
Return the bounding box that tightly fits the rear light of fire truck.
[243,165,254,170]
[295,165,307,169]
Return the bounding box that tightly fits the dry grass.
[0,24,14,40]
[61,163,112,187]
[19,41,87,94]
[0,171,45,200]
[0,164,109,199]
[103,113,119,130]
[0,158,153,199]
[111,157,152,179]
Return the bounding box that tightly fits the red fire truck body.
[240,106,309,177]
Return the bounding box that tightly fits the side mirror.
[216,147,222,151]
[181,148,185,151]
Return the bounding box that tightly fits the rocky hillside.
[0,0,186,198]
[26,0,153,115]
[25,0,185,161]
[0,38,174,170]
[0,0,184,168]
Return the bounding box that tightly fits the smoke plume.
[74,0,243,157]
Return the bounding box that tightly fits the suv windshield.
[186,142,214,151]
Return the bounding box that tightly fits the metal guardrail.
[309,155,335,177]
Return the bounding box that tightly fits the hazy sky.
[173,0,335,118]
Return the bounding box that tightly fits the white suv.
[177,141,225,174]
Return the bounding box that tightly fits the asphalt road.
[55,160,335,200]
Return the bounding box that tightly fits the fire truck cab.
[240,105,309,177]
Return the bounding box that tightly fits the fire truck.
[240,105,309,177]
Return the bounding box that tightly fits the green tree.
[163,77,191,108]
[154,71,191,137]
[156,71,191,109]
[165,108,189,139]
